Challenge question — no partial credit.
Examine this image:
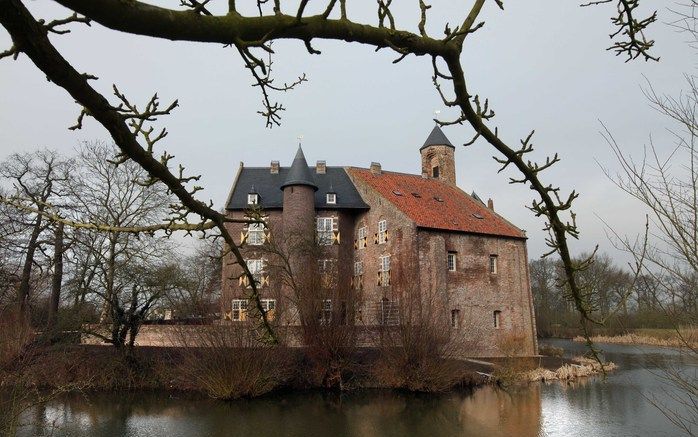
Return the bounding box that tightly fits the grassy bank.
[572,328,698,349]
[0,344,489,398]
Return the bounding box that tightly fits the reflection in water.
[15,340,698,437]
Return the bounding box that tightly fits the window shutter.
[384,230,389,242]
[224,311,232,321]
[240,231,248,245]
[354,239,358,249]
[263,229,272,243]
[238,275,250,287]
[261,275,270,287]
[377,271,381,286]
[332,230,341,245]
[374,233,379,244]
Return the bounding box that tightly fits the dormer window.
[247,193,259,205]
[326,193,336,204]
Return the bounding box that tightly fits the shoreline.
[570,334,697,349]
[2,344,615,400]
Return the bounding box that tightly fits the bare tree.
[0,150,72,324]
[0,0,662,351]
[600,3,698,433]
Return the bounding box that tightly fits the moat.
[15,340,698,437]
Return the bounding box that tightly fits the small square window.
[247,193,259,205]
[232,299,248,321]
[326,193,337,204]
[489,255,498,274]
[447,252,457,272]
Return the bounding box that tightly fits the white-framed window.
[261,299,276,320]
[326,193,337,204]
[357,226,368,249]
[354,261,364,276]
[319,299,332,325]
[377,219,387,244]
[358,226,367,240]
[317,217,337,245]
[451,309,460,328]
[379,254,391,272]
[247,221,265,246]
[493,310,501,329]
[247,193,259,205]
[246,259,264,285]
[318,259,335,274]
[489,255,498,274]
[379,298,399,326]
[379,254,390,287]
[232,299,248,321]
[447,252,457,272]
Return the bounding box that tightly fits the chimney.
[270,160,279,174]
[316,160,326,174]
[370,162,382,175]
[487,198,494,211]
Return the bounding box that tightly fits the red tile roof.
[348,168,526,239]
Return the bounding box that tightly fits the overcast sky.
[0,1,693,263]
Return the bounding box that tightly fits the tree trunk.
[17,209,44,324]
[47,222,64,331]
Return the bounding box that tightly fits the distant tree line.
[530,252,696,338]
[0,142,222,349]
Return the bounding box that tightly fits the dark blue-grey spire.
[420,125,455,151]
[280,145,318,191]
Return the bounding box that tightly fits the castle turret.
[420,125,456,185]
[281,145,317,240]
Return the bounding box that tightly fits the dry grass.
[573,327,698,349]
[526,356,617,382]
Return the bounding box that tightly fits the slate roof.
[281,146,318,190]
[420,125,455,151]
[226,166,369,210]
[347,167,526,239]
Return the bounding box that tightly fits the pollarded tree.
[0,0,660,351]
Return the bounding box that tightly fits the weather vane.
[433,110,441,124]
[297,134,304,147]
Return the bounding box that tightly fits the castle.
[222,126,538,357]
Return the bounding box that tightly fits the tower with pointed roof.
[420,125,456,185]
[281,146,318,244]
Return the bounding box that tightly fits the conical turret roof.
[280,145,318,190]
[420,125,455,150]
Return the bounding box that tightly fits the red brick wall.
[421,145,456,185]
[417,230,538,357]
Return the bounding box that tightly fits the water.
[14,340,698,437]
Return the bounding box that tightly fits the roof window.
[392,190,403,196]
[472,213,484,220]
[433,196,444,202]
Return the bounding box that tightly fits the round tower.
[280,145,317,244]
[420,125,456,185]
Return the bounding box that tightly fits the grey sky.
[0,1,693,262]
